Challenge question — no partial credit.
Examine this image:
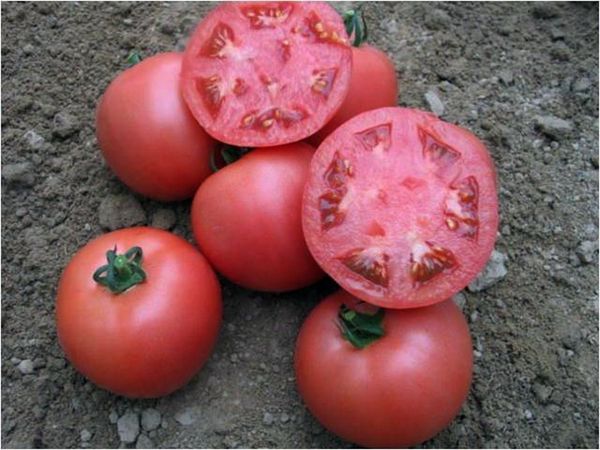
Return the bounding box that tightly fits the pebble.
[17,359,35,375]
[468,250,508,292]
[98,194,146,230]
[550,28,565,40]
[141,408,161,431]
[151,209,176,230]
[280,413,290,424]
[572,77,592,93]
[109,410,119,424]
[424,90,445,116]
[524,409,534,420]
[23,44,35,55]
[424,9,451,30]
[52,112,80,139]
[452,292,467,311]
[531,4,560,19]
[23,130,46,150]
[498,70,514,85]
[135,434,154,449]
[2,162,35,186]
[117,412,140,443]
[532,382,553,404]
[534,115,573,140]
[80,429,92,442]
[175,409,196,426]
[262,412,274,426]
[575,240,597,264]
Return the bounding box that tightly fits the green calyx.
[338,303,385,349]
[343,7,368,47]
[93,246,146,294]
[210,145,252,172]
[126,51,142,66]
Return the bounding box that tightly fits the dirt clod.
[98,194,146,230]
[117,412,140,444]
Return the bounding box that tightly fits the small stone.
[590,153,599,169]
[280,413,290,424]
[151,209,176,230]
[80,429,92,442]
[2,162,35,186]
[498,70,513,85]
[136,434,154,449]
[175,409,195,426]
[47,356,66,370]
[52,112,80,139]
[117,413,140,443]
[468,250,508,292]
[452,292,467,312]
[262,412,274,425]
[22,130,46,150]
[23,44,35,55]
[160,22,176,35]
[424,9,451,30]
[524,409,533,420]
[98,194,146,230]
[550,28,565,40]
[470,311,479,323]
[17,359,35,375]
[575,240,597,264]
[109,411,119,424]
[11,357,21,365]
[141,408,161,431]
[534,115,573,140]
[424,90,445,116]
[572,77,592,93]
[532,383,553,404]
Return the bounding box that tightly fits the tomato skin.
[96,52,217,201]
[191,143,324,292]
[295,291,473,448]
[309,44,398,146]
[56,227,222,398]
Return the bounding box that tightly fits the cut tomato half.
[302,107,499,309]
[181,2,352,147]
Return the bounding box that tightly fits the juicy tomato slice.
[302,107,499,309]
[181,2,352,147]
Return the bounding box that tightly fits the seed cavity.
[354,123,392,153]
[239,107,308,131]
[198,75,225,118]
[319,152,354,231]
[319,190,346,231]
[339,247,390,287]
[410,241,458,284]
[241,3,294,28]
[419,126,461,175]
[445,176,479,240]
[303,11,349,46]
[311,68,337,98]
[201,23,236,59]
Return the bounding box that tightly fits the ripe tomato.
[308,44,398,146]
[96,52,217,201]
[295,290,473,448]
[181,2,352,147]
[302,107,498,309]
[56,227,222,398]
[191,143,324,292]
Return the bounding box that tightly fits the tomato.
[56,227,222,398]
[96,52,217,201]
[295,290,473,448]
[308,44,398,146]
[191,143,324,292]
[302,107,498,309]
[181,2,353,147]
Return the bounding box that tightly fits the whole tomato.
[56,227,222,398]
[96,52,217,201]
[308,9,398,146]
[295,291,473,448]
[191,143,324,292]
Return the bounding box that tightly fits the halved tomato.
[181,2,352,147]
[302,107,498,309]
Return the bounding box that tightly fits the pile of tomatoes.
[56,3,498,447]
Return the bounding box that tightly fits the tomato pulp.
[295,291,473,448]
[56,227,222,398]
[302,107,498,308]
[181,2,352,147]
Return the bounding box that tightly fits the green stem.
[210,145,252,172]
[126,51,142,66]
[343,7,368,47]
[337,302,385,349]
[93,246,146,294]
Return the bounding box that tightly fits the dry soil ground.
[1,1,599,448]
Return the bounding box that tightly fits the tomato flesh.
[181,2,352,147]
[302,107,498,308]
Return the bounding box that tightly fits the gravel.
[98,194,146,230]
[262,412,274,426]
[424,90,445,116]
[22,130,46,150]
[575,240,597,265]
[175,409,196,426]
[468,250,508,292]
[534,115,574,140]
[141,409,162,432]
[17,359,34,375]
[151,209,177,230]
[2,162,35,187]
[117,412,140,443]
[80,429,92,442]
[135,434,154,449]
[52,112,80,139]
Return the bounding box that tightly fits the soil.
[1,1,598,448]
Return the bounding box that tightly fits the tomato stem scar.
[93,246,146,294]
